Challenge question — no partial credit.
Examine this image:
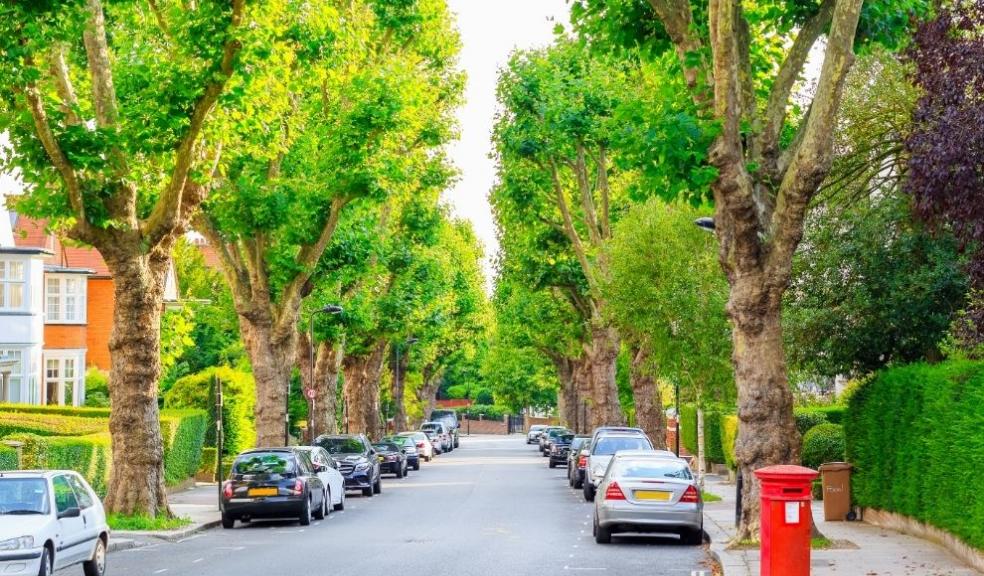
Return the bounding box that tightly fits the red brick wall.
[461,418,509,435]
[44,325,87,349]
[85,278,114,370]
[524,415,558,429]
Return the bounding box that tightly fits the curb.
[107,538,143,553]
[113,519,221,543]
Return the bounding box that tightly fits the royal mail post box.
[754,465,819,576]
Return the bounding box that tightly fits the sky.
[443,0,571,285]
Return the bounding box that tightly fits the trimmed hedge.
[160,410,208,486]
[0,404,111,418]
[0,445,17,470]
[846,361,984,549]
[801,423,845,469]
[720,415,738,471]
[680,404,697,454]
[9,432,112,495]
[164,367,255,455]
[793,409,829,436]
[0,412,109,437]
[679,404,727,464]
[456,405,509,421]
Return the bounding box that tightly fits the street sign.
[305,388,316,400]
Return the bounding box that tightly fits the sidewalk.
[112,482,222,545]
[702,474,981,576]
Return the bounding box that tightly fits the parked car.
[548,433,575,468]
[0,470,108,576]
[221,448,328,528]
[313,434,382,497]
[384,435,421,470]
[583,433,654,501]
[421,422,452,452]
[586,427,648,451]
[293,446,346,511]
[423,430,443,455]
[593,452,703,545]
[538,426,567,453]
[526,425,548,444]
[398,431,434,462]
[373,441,409,478]
[428,409,461,448]
[566,435,591,487]
[541,427,572,456]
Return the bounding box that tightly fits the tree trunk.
[587,323,624,428]
[416,369,442,429]
[573,357,593,433]
[696,404,706,488]
[297,330,343,439]
[730,280,800,540]
[343,341,388,437]
[629,345,666,450]
[551,355,580,429]
[102,254,170,516]
[239,309,295,447]
[391,350,409,433]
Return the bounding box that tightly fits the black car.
[313,434,382,497]
[566,435,591,487]
[548,433,576,468]
[220,448,327,528]
[373,441,409,478]
[541,427,572,457]
[429,409,461,448]
[383,435,421,470]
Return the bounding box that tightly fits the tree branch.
[597,145,611,239]
[575,143,602,246]
[551,160,595,292]
[646,0,706,91]
[47,45,82,125]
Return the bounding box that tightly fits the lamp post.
[674,380,681,457]
[393,336,419,432]
[297,304,344,446]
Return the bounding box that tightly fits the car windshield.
[374,443,401,452]
[592,436,652,456]
[571,438,588,450]
[530,426,546,432]
[0,478,49,515]
[558,434,575,443]
[233,453,295,475]
[317,437,367,455]
[382,437,412,447]
[548,429,569,438]
[615,460,693,480]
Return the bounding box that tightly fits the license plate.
[634,490,672,501]
[248,487,278,497]
[378,455,385,462]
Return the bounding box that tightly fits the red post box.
[754,465,819,576]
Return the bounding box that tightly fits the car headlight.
[0,536,34,551]
[354,461,371,471]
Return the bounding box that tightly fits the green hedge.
[720,415,738,470]
[0,412,109,437]
[679,404,727,463]
[0,445,16,470]
[164,367,255,455]
[456,405,509,421]
[794,405,846,433]
[680,404,697,454]
[0,404,111,418]
[9,432,112,495]
[801,423,845,469]
[160,410,208,486]
[846,360,984,549]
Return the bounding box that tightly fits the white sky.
[443,0,571,284]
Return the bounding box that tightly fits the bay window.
[0,260,25,310]
[46,275,86,323]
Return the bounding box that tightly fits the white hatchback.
[0,470,108,576]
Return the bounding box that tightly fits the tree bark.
[238,308,295,447]
[586,323,624,429]
[102,252,170,516]
[629,345,666,450]
[416,368,442,429]
[297,331,343,439]
[550,355,580,429]
[573,356,593,434]
[343,341,388,438]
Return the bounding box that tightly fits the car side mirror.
[58,507,81,519]
[313,463,326,473]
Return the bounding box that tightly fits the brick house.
[0,193,177,406]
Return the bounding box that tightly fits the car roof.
[0,470,64,479]
[593,426,646,434]
[238,447,296,454]
[614,449,679,458]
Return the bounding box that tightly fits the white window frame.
[0,347,26,403]
[45,274,87,324]
[43,350,85,407]
[0,259,26,312]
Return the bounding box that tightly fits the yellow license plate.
[378,455,385,462]
[634,490,672,501]
[248,487,278,497]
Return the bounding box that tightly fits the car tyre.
[583,482,595,502]
[221,513,235,529]
[573,474,583,489]
[37,546,52,576]
[395,463,404,478]
[83,537,106,576]
[681,527,704,546]
[363,486,374,497]
[314,491,327,520]
[413,461,421,471]
[299,496,313,526]
[549,460,556,469]
[333,492,345,511]
[373,476,382,494]
[594,518,612,544]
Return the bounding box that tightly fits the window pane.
[0,262,5,280]
[9,285,22,309]
[47,295,60,319]
[46,381,59,405]
[8,262,23,281]
[65,295,76,319]
[66,475,94,509]
[47,278,60,294]
[65,279,77,294]
[65,359,75,378]
[52,476,78,513]
[46,359,58,378]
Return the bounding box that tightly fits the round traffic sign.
[305,388,316,400]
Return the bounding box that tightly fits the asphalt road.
[105,435,713,576]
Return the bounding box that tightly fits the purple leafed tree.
[906,0,984,343]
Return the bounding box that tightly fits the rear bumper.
[549,453,569,464]
[596,502,703,532]
[222,496,306,518]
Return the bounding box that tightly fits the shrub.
[0,404,110,418]
[0,412,108,437]
[680,404,697,454]
[0,445,17,470]
[720,415,739,471]
[472,388,494,406]
[160,410,208,486]
[9,432,112,495]
[84,368,110,407]
[794,409,829,436]
[679,404,727,463]
[456,405,508,421]
[847,360,984,549]
[801,423,845,469]
[164,367,255,455]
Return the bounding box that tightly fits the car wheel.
[549,460,556,469]
[413,461,420,471]
[395,463,404,478]
[37,546,52,576]
[314,491,327,520]
[573,474,583,489]
[363,486,374,497]
[373,476,382,494]
[583,482,595,502]
[221,513,235,529]
[299,496,312,526]
[334,492,345,511]
[568,470,574,487]
[83,537,106,576]
[454,440,459,448]
[594,517,612,544]
[681,527,704,546]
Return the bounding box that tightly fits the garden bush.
[8,432,111,495]
[801,423,845,469]
[679,404,697,454]
[0,412,109,437]
[846,360,984,549]
[679,404,727,463]
[456,405,508,421]
[164,366,255,455]
[720,415,738,470]
[0,445,16,470]
[160,410,208,486]
[0,404,110,418]
[84,368,110,407]
[793,408,829,436]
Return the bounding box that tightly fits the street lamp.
[393,337,419,432]
[287,304,343,446]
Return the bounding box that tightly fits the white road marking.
[192,558,203,564]
[153,569,168,574]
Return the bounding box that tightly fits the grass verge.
[107,514,192,531]
[701,491,723,503]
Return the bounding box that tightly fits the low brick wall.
[461,418,509,435]
[525,415,558,429]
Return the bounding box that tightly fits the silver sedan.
[592,453,704,545]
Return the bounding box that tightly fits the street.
[106,436,713,576]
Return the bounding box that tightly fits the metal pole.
[675,381,681,457]
[395,343,401,432]
[735,469,743,527]
[216,375,224,495]
[309,316,316,444]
